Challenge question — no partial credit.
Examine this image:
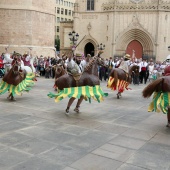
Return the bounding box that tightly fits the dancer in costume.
[107,54,139,99]
[0,51,35,101]
[65,52,89,113]
[48,51,108,115]
[142,53,170,127]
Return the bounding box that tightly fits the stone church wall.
[61,0,170,61]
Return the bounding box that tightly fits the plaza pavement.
[0,77,169,170]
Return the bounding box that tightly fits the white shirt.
[148,65,154,74]
[66,59,84,73]
[119,60,129,73]
[25,55,31,61]
[81,59,88,69]
[141,61,148,67]
[136,62,142,72]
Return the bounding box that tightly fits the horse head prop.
[55,63,67,79]
[53,63,67,90]
[84,55,106,76]
[107,65,139,99]
[3,59,26,86]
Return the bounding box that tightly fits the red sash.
[141,67,146,71]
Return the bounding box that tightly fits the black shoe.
[65,108,69,115]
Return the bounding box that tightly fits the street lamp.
[97,43,105,50]
[68,31,79,52]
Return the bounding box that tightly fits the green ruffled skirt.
[48,85,108,103]
[0,73,35,96]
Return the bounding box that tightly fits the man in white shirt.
[81,54,91,68]
[65,52,86,115]
[140,58,148,84]
[66,52,84,74]
[118,54,131,73]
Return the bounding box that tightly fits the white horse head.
[4,53,13,63]
[21,56,36,74]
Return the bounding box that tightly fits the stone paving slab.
[0,121,30,135]
[117,164,147,170]
[122,128,157,141]
[92,143,135,162]
[126,142,170,170]
[0,148,31,169]
[8,157,65,170]
[96,124,129,135]
[108,135,146,150]
[70,153,123,170]
[39,145,88,166]
[0,77,170,170]
[14,138,58,155]
[0,132,33,146]
[63,167,77,170]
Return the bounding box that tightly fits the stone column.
[0,0,55,57]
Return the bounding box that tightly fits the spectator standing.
[140,58,148,84]
[108,57,114,76]
[39,56,45,76]
[148,61,155,81]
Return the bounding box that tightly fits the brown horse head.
[12,60,21,74]
[84,56,106,76]
[3,60,26,86]
[129,65,140,78]
[129,65,140,74]
[55,64,67,80]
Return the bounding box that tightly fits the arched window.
[87,0,94,11]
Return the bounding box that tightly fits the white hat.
[124,54,131,60]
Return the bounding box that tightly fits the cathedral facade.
[60,0,170,61]
[0,0,55,56]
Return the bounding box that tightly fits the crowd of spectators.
[0,51,167,85]
[98,56,166,85]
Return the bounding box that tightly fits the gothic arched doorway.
[126,40,143,59]
[84,42,94,57]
